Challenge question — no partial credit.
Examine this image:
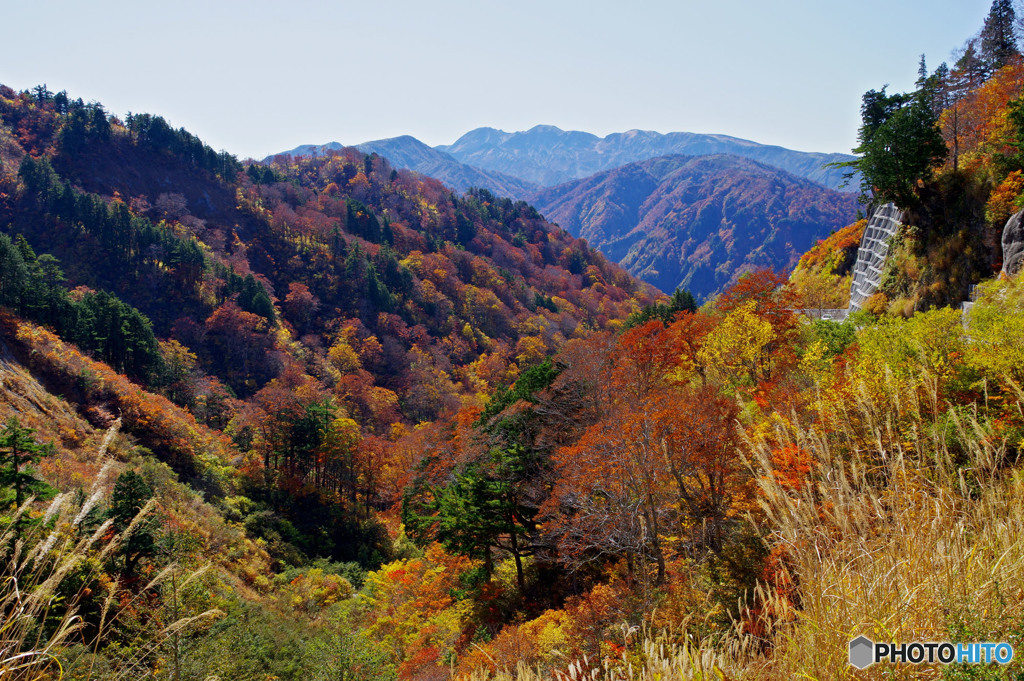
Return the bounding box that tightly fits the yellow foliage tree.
[698,301,776,386]
[327,339,362,374]
[966,277,1024,386]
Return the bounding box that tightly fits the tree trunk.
[510,531,526,595]
[645,497,666,585]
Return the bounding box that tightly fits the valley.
[277,129,859,300]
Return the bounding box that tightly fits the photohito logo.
[849,636,1014,668]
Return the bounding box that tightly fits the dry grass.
[748,376,1024,680]
[465,627,757,681]
[0,424,222,680]
[5,349,1022,680]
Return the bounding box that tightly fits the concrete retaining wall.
[849,203,903,311]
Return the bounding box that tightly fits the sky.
[0,0,999,161]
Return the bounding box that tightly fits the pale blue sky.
[0,0,997,160]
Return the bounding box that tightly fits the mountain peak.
[439,127,512,152]
[359,134,430,149]
[268,141,344,160]
[525,124,565,134]
[618,129,660,137]
[439,126,854,190]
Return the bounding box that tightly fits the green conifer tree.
[836,85,947,207]
[980,0,1020,73]
[107,470,158,577]
[0,417,56,514]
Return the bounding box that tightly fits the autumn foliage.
[6,21,1024,677]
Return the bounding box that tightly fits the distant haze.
[436,126,856,190]
[272,128,861,297]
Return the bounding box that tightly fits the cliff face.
[874,175,994,314]
[1001,209,1024,276]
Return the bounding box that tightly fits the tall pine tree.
[836,84,947,207]
[980,0,1020,73]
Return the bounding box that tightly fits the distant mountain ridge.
[531,154,859,299]
[270,138,539,200]
[271,129,859,298]
[273,125,857,198]
[439,125,856,191]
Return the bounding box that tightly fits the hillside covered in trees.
[280,133,860,301]
[6,2,1024,679]
[0,80,661,676]
[531,154,859,300]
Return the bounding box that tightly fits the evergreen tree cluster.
[55,100,111,153]
[125,113,241,178]
[220,269,276,323]
[941,1,1022,90]
[22,85,241,180]
[980,0,1020,73]
[835,1,1022,207]
[533,292,558,313]
[624,288,698,329]
[0,233,163,381]
[403,443,539,591]
[345,199,394,245]
[105,470,158,577]
[246,163,280,186]
[18,155,207,289]
[475,358,562,425]
[0,417,55,513]
[840,85,947,207]
[456,188,545,246]
[406,361,558,592]
[336,242,398,314]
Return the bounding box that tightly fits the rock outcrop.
[1001,208,1024,276]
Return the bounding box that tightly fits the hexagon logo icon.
[849,635,875,669]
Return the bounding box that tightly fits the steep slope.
[7,86,664,433]
[356,136,539,199]
[0,79,659,673]
[271,137,539,200]
[0,333,96,458]
[788,218,867,310]
[438,125,856,190]
[532,154,859,298]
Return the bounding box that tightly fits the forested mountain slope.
[8,5,1024,674]
[0,81,658,555]
[532,154,859,299]
[0,81,666,677]
[275,129,857,297]
[272,137,539,200]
